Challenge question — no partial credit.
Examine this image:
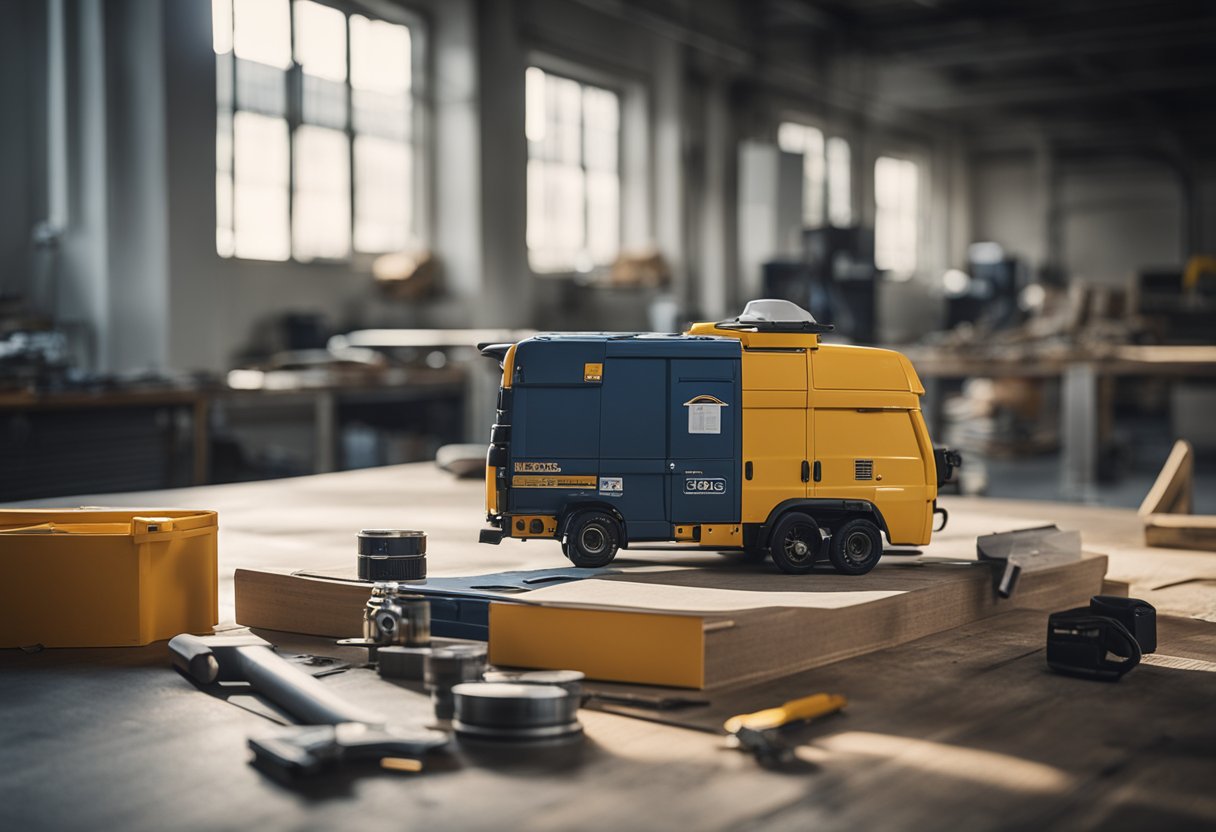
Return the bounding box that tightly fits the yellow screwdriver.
[724,693,847,766]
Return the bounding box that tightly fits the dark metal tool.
[168,633,449,779]
[1089,595,1156,654]
[425,644,488,720]
[248,722,448,779]
[170,633,385,725]
[377,645,434,680]
[1046,608,1142,681]
[338,583,432,658]
[976,524,1081,598]
[451,682,583,743]
[357,529,427,581]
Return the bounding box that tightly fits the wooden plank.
[1138,439,1193,517]
[1145,513,1216,552]
[235,555,1108,689]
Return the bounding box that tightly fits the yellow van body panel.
[738,346,809,523]
[686,325,937,546]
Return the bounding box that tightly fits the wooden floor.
[2,464,1215,831]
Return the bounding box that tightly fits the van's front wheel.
[564,511,621,568]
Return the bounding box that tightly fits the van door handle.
[813,460,822,482]
[745,461,753,480]
[801,460,810,482]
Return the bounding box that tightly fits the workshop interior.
[2,0,1215,829]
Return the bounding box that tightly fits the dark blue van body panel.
[507,334,742,541]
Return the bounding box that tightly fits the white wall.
[971,150,1189,286]
[971,151,1045,267]
[1060,159,1185,284]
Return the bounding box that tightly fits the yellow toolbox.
[0,509,218,648]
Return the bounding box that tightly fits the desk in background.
[906,344,1216,500]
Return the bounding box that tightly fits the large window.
[874,156,920,278]
[526,67,620,274]
[212,0,415,262]
[826,137,852,227]
[777,123,852,228]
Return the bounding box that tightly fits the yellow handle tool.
[723,692,847,734]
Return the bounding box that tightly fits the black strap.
[1046,608,1142,681]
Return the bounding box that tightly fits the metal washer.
[451,718,584,742]
[451,682,583,743]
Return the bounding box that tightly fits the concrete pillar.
[696,75,732,320]
[653,41,686,314]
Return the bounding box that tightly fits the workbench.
[2,464,1214,831]
[905,344,1216,500]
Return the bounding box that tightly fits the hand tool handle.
[724,692,847,733]
[237,646,386,726]
[168,633,221,685]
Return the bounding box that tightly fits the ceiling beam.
[882,70,1216,112]
[881,18,1216,68]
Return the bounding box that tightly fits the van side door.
[667,358,740,524]
[740,349,809,523]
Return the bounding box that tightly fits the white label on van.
[598,476,623,495]
[684,477,726,494]
[688,404,722,435]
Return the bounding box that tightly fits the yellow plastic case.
[0,509,218,648]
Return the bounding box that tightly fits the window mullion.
[226,42,237,256]
[581,95,589,266]
[345,11,355,258]
[287,0,298,261]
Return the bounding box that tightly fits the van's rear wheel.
[770,512,822,574]
[564,511,621,568]
[828,518,883,575]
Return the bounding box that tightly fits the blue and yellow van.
[478,300,958,574]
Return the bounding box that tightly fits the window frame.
[213,0,429,267]
[777,119,854,230]
[524,55,627,278]
[873,153,922,280]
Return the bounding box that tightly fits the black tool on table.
[357,529,427,581]
[339,582,432,662]
[1045,595,1156,682]
[425,644,488,720]
[1089,595,1157,654]
[169,633,448,779]
[976,524,1081,598]
[451,682,584,744]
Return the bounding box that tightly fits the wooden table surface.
[2,464,1215,831]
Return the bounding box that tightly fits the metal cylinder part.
[424,644,488,720]
[376,645,432,680]
[357,529,427,581]
[451,682,583,742]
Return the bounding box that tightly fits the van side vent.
[854,459,874,480]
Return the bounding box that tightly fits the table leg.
[192,396,209,485]
[315,391,337,473]
[1061,363,1098,502]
